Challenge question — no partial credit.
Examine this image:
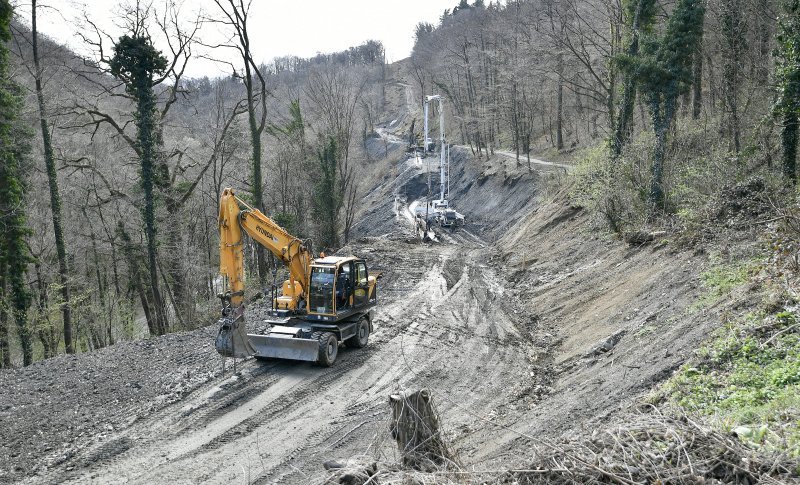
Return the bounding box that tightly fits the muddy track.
[3,79,562,484]
[15,229,550,484]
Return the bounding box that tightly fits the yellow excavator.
[215,188,378,366]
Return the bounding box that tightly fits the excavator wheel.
[314,331,338,367]
[346,317,370,349]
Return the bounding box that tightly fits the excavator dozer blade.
[215,314,255,358]
[248,334,320,362]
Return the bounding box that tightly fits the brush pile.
[514,411,799,484]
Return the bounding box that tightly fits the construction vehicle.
[415,95,465,234]
[214,188,378,366]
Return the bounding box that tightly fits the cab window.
[356,262,367,286]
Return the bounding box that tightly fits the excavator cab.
[308,266,335,314]
[306,257,375,318]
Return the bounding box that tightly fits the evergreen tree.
[313,137,340,250]
[618,0,704,205]
[0,0,33,366]
[109,34,170,335]
[775,0,800,182]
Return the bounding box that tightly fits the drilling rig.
[415,95,465,233]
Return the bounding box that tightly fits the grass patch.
[691,259,754,310]
[660,309,800,456]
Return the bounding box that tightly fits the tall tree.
[75,3,198,336]
[635,0,705,205]
[211,0,270,286]
[267,99,307,229]
[775,0,800,181]
[0,0,33,366]
[29,0,74,353]
[313,137,340,250]
[305,67,363,245]
[720,0,746,153]
[611,0,658,157]
[109,31,170,335]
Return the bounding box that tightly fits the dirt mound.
[714,178,772,221]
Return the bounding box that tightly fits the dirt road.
[6,225,549,484]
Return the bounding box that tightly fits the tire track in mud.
[52,363,292,483]
[53,236,549,484]
[266,244,543,483]
[53,244,446,484]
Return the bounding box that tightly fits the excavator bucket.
[215,313,255,358]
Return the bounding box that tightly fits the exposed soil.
[0,71,751,484]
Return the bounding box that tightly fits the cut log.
[388,389,458,471]
[322,460,379,485]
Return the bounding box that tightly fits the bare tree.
[305,67,364,244]
[206,0,270,286]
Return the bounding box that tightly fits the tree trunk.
[0,261,8,368]
[649,93,677,207]
[556,71,564,151]
[245,69,268,288]
[84,209,112,347]
[136,84,169,336]
[612,0,656,156]
[389,389,458,471]
[31,0,73,354]
[783,110,798,183]
[117,222,153,335]
[721,0,743,153]
[692,43,703,119]
[164,210,192,324]
[33,261,55,359]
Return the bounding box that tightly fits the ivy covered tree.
[109,33,170,335]
[611,0,658,157]
[775,0,800,182]
[0,0,33,366]
[313,137,340,250]
[618,0,705,206]
[30,0,74,354]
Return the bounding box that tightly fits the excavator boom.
[219,188,310,311]
[216,188,312,357]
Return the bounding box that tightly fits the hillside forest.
[0,0,799,370]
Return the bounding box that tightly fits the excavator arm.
[218,187,311,311]
[216,187,312,357]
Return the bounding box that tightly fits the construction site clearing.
[1,81,798,484]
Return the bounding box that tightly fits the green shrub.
[661,307,800,456]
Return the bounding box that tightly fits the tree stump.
[388,389,457,471]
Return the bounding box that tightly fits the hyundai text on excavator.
[214,188,377,366]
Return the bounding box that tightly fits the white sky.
[19,0,458,78]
